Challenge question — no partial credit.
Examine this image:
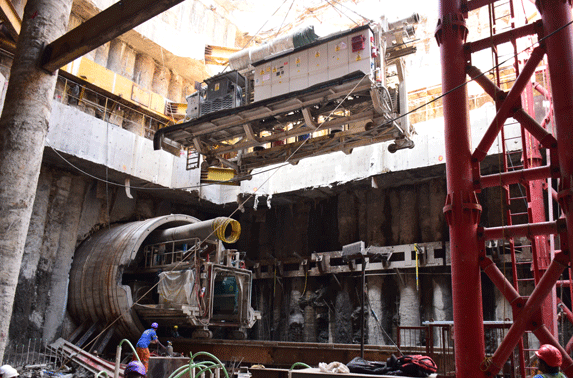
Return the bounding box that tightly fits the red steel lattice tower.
[437,0,573,376]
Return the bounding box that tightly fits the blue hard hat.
[125,361,146,376]
[151,322,158,329]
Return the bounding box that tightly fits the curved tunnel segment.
[68,214,203,340]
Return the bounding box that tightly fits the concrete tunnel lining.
[68,214,201,341]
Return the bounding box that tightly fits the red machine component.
[351,35,366,52]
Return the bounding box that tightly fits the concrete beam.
[41,0,185,72]
[0,0,21,41]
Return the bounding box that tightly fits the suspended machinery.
[153,14,420,180]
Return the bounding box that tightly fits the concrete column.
[398,273,420,327]
[0,0,73,361]
[333,280,352,343]
[432,275,452,347]
[94,42,110,67]
[388,189,400,245]
[303,287,316,342]
[433,275,452,321]
[134,53,155,88]
[107,39,124,73]
[272,279,282,341]
[8,168,53,342]
[288,279,304,342]
[399,185,418,244]
[429,179,447,241]
[419,183,432,242]
[366,188,386,246]
[121,45,136,80]
[338,191,357,246]
[182,80,195,101]
[168,71,183,102]
[152,64,171,98]
[367,275,383,345]
[42,175,86,343]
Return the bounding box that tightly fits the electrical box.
[328,36,350,80]
[308,42,329,87]
[185,92,200,120]
[200,71,245,116]
[254,62,272,102]
[348,29,374,75]
[289,50,309,92]
[252,25,375,102]
[271,57,290,97]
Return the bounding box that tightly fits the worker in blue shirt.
[133,322,163,372]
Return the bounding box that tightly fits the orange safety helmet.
[536,344,562,367]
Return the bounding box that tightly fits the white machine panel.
[348,29,373,76]
[271,57,290,97]
[254,62,272,102]
[327,36,350,80]
[308,43,329,87]
[289,50,309,92]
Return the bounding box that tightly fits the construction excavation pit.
[68,214,260,343]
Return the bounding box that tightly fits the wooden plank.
[41,0,185,71]
[0,0,20,41]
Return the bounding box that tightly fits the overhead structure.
[154,17,420,179]
[40,0,186,72]
[439,0,573,377]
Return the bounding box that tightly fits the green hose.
[118,339,141,362]
[290,362,312,370]
[168,351,230,378]
[95,371,109,378]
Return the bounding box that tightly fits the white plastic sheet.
[158,270,195,306]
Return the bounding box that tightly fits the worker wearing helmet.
[0,365,19,378]
[125,361,146,378]
[133,322,162,372]
[172,325,180,338]
[534,344,566,378]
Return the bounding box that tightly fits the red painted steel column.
[522,77,556,335]
[538,1,573,265]
[436,1,486,377]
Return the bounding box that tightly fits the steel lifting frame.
[437,0,573,377]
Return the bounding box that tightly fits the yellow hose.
[212,217,241,243]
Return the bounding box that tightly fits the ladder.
[488,1,551,376]
[186,147,200,170]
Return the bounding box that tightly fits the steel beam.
[41,0,185,72]
[466,22,539,53]
[472,46,546,162]
[481,257,520,304]
[465,0,500,12]
[467,66,557,150]
[436,1,486,377]
[538,0,573,271]
[0,0,21,41]
[479,165,551,189]
[481,220,563,240]
[485,253,568,376]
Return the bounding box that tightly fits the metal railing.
[1,338,66,370]
[53,76,171,141]
[398,321,519,378]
